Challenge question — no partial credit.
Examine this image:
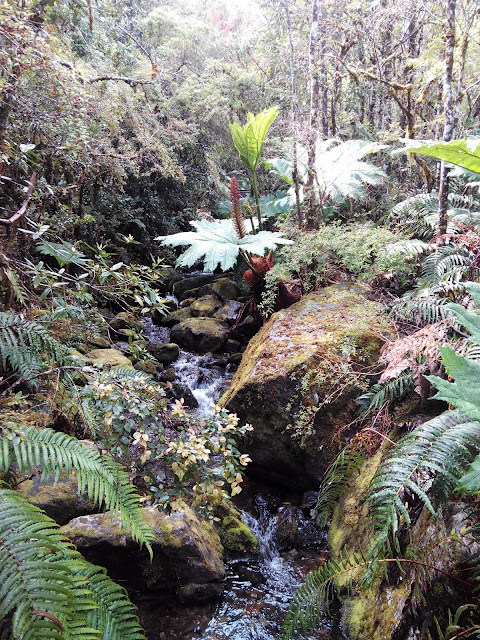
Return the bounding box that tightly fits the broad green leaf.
[427,346,480,421]
[456,454,480,495]
[400,138,480,175]
[446,302,480,346]
[229,106,279,173]
[156,219,292,272]
[266,139,386,206]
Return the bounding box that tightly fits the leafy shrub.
[260,223,411,316]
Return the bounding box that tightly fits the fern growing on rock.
[282,281,480,639]
[0,422,155,639]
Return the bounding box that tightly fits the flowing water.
[138,315,345,640]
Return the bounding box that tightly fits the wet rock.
[301,491,319,510]
[214,502,259,553]
[159,308,193,327]
[190,295,223,317]
[148,342,180,364]
[152,299,178,323]
[215,300,243,325]
[161,367,176,382]
[211,278,240,302]
[225,339,242,354]
[109,312,143,336]
[221,283,394,487]
[228,353,243,365]
[135,359,160,376]
[16,471,96,525]
[87,348,134,369]
[173,274,220,300]
[170,318,229,353]
[170,382,198,408]
[179,297,196,308]
[62,504,225,594]
[157,267,183,292]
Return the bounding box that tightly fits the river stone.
[151,298,178,324]
[170,318,229,353]
[157,266,183,292]
[173,274,220,300]
[190,295,223,317]
[220,283,394,487]
[170,382,198,408]
[211,278,240,301]
[87,334,111,349]
[213,502,259,553]
[16,472,96,525]
[109,312,143,335]
[159,307,192,327]
[87,348,134,369]
[148,342,179,364]
[215,300,243,325]
[61,504,225,595]
[178,284,215,301]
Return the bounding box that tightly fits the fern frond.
[0,489,94,640]
[281,549,362,640]
[357,371,415,415]
[381,238,432,261]
[392,293,453,325]
[367,411,480,555]
[3,267,27,306]
[418,244,472,290]
[316,446,365,528]
[0,489,146,640]
[0,311,73,386]
[1,425,155,554]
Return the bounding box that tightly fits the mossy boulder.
[173,274,221,300]
[158,307,193,327]
[170,318,229,353]
[190,295,223,317]
[211,278,240,301]
[16,472,96,525]
[87,348,134,369]
[220,283,394,488]
[213,503,259,553]
[86,334,111,349]
[148,342,180,364]
[62,504,225,595]
[109,312,143,336]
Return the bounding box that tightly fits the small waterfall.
[174,350,234,417]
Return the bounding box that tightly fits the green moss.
[217,515,259,553]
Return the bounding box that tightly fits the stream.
[137,317,346,640]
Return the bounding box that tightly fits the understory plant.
[281,281,480,640]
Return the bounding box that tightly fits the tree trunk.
[284,0,303,229]
[306,0,319,226]
[438,0,456,236]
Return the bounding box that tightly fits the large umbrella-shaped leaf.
[400,138,480,175]
[156,219,292,272]
[229,106,279,173]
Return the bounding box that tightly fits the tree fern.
[0,311,73,386]
[1,424,156,554]
[0,489,146,640]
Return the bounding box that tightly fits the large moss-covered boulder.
[170,318,229,353]
[62,504,225,597]
[16,472,96,525]
[148,342,179,364]
[221,283,393,487]
[87,348,134,369]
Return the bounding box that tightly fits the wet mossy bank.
[221,283,394,488]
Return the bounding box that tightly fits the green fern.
[1,424,156,554]
[0,311,73,386]
[357,371,415,415]
[418,244,473,291]
[316,446,365,528]
[0,489,146,640]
